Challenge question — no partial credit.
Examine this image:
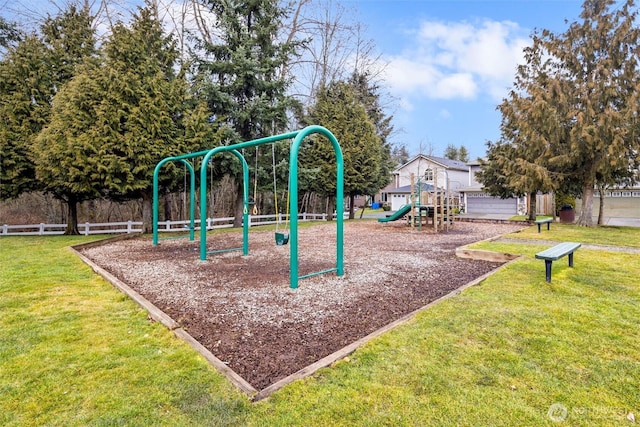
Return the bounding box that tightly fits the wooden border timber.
[71,244,258,396]
[71,236,522,402]
[71,247,180,330]
[253,252,522,401]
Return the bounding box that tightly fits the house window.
[424,168,434,181]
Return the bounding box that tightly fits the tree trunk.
[577,184,595,227]
[326,196,335,221]
[233,180,243,228]
[64,194,79,235]
[142,191,153,234]
[597,187,605,225]
[348,194,355,219]
[164,188,172,222]
[359,197,367,219]
[527,192,537,221]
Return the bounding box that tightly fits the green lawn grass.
[507,222,640,248]
[1,226,639,426]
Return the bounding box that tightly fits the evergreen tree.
[476,141,521,200]
[197,0,298,226]
[1,6,95,203]
[348,71,394,201]
[0,35,50,199]
[391,144,410,166]
[303,81,382,219]
[489,0,640,226]
[458,145,469,163]
[34,64,103,234]
[444,144,470,162]
[0,16,21,53]
[94,5,194,232]
[548,0,640,226]
[444,144,459,161]
[35,5,197,234]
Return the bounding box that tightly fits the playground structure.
[378,170,453,231]
[152,125,344,289]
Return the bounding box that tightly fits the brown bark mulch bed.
[78,220,526,391]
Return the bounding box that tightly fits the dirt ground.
[80,220,526,390]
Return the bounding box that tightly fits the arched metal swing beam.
[152,158,196,244]
[152,125,343,289]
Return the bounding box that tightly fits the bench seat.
[534,218,553,233]
[535,242,581,282]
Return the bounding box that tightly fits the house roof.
[393,154,469,173]
[384,183,442,194]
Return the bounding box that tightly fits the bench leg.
[547,222,551,231]
[568,252,574,268]
[537,223,542,233]
[545,260,553,283]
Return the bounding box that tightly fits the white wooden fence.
[1,212,338,236]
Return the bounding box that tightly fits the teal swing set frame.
[152,125,344,289]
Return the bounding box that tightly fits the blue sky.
[2,0,590,160]
[347,0,587,159]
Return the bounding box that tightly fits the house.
[381,155,639,220]
[380,155,468,211]
[576,186,640,219]
[461,162,640,219]
[458,160,525,215]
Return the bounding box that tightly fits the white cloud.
[438,109,451,120]
[383,18,530,104]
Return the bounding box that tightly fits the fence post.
[39,223,45,235]
[85,222,90,236]
[127,220,132,233]
[2,224,6,235]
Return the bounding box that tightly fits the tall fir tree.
[197,0,298,226]
[487,0,640,226]
[444,144,459,161]
[303,81,382,219]
[458,146,469,163]
[34,64,103,234]
[35,5,198,233]
[1,6,95,204]
[93,4,190,232]
[0,16,21,52]
[0,35,51,199]
[348,71,394,204]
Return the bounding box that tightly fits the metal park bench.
[534,217,553,233]
[535,242,581,283]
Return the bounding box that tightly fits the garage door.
[466,193,517,215]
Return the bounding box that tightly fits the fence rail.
[1,212,338,236]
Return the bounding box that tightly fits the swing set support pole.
[199,148,249,260]
[289,125,344,289]
[153,125,343,290]
[152,157,196,245]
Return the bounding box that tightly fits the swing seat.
[275,232,289,246]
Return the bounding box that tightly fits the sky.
[1,0,594,160]
[345,0,588,159]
